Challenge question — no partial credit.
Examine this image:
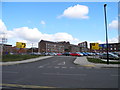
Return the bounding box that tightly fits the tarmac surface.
[2,56,119,88]
[1,55,119,68]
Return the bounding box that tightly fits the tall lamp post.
[104,4,109,64]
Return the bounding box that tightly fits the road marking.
[58,61,65,65]
[42,73,87,76]
[61,67,67,68]
[54,66,59,68]
[38,66,44,68]
[0,83,55,88]
[111,75,120,77]
[69,67,75,69]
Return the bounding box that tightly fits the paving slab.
[73,57,120,68]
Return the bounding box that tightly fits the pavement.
[0,56,53,66]
[0,55,119,68]
[74,56,120,68]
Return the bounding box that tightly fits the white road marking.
[61,67,67,68]
[42,73,87,76]
[111,74,120,77]
[54,66,59,68]
[58,61,65,65]
[38,66,44,68]
[69,67,75,69]
[38,63,50,68]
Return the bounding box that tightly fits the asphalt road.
[2,56,119,89]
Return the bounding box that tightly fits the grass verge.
[87,58,120,64]
[2,54,43,62]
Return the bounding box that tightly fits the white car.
[99,53,119,60]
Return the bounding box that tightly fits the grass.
[2,54,43,62]
[87,58,120,64]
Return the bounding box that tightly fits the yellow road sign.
[91,43,99,50]
[16,42,26,48]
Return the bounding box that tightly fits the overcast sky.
[0,2,119,48]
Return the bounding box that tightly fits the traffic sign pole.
[104,4,109,64]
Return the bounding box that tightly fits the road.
[2,56,119,89]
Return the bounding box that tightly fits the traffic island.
[87,57,120,64]
[73,57,120,68]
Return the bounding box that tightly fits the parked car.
[81,52,88,56]
[62,52,71,56]
[48,52,57,56]
[99,53,119,60]
[70,52,81,56]
[76,52,83,56]
[57,53,62,56]
[112,52,120,57]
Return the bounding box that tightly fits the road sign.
[16,42,26,48]
[91,43,99,50]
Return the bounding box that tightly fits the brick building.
[38,40,81,53]
[58,41,71,52]
[69,44,80,53]
[0,44,12,54]
[78,41,88,52]
[38,40,64,53]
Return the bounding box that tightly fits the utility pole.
[32,43,33,54]
[0,33,7,61]
[104,4,109,64]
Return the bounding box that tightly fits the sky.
[0,2,119,48]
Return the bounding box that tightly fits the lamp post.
[104,4,109,64]
[32,43,33,54]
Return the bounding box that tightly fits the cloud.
[108,37,118,43]
[0,19,80,47]
[0,19,7,33]
[58,4,89,19]
[108,20,118,30]
[40,20,46,25]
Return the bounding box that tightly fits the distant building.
[38,40,64,53]
[58,41,71,52]
[69,44,80,53]
[38,40,81,53]
[99,43,120,53]
[27,48,38,53]
[0,44,12,54]
[78,41,88,52]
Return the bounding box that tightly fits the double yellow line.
[0,83,55,89]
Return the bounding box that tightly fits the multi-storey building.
[99,43,120,52]
[78,41,88,52]
[58,41,71,52]
[69,44,80,53]
[38,40,64,53]
[38,40,81,53]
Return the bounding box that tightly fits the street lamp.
[104,4,109,64]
